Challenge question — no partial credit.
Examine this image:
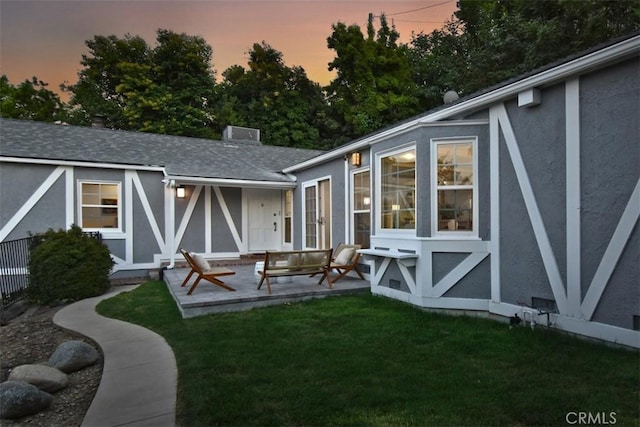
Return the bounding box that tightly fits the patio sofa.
[257,249,333,294]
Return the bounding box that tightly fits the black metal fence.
[0,232,102,309]
[0,237,32,308]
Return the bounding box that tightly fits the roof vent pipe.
[443,90,459,104]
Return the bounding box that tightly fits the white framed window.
[78,181,122,231]
[377,145,416,232]
[431,137,478,236]
[351,168,370,248]
[283,189,293,244]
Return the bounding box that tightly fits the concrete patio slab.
[163,264,370,318]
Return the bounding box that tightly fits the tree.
[408,0,640,105]
[217,42,329,148]
[326,15,420,141]
[0,75,67,122]
[117,30,218,138]
[63,33,151,128]
[64,29,218,137]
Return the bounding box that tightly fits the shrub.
[28,225,114,304]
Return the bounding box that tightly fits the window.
[380,148,416,230]
[284,190,292,244]
[304,185,317,248]
[352,169,370,248]
[80,182,121,230]
[433,139,476,234]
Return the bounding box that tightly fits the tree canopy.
[3,1,638,148]
[0,76,67,122]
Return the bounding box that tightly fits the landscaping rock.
[0,381,52,419]
[8,364,68,393]
[48,341,99,373]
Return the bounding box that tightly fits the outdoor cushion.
[191,253,211,272]
[302,252,325,266]
[287,253,300,269]
[334,248,355,265]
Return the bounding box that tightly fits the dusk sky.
[0,0,457,99]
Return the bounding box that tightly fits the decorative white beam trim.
[124,171,134,263]
[398,262,416,295]
[131,171,165,251]
[204,186,212,253]
[496,104,568,314]
[432,252,490,298]
[0,166,65,241]
[566,79,582,318]
[110,254,125,265]
[489,106,501,303]
[175,185,202,250]
[65,167,74,229]
[213,186,243,251]
[582,179,640,320]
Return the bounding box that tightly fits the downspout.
[163,177,176,270]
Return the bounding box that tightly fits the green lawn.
[96,281,639,426]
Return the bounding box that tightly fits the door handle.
[273,222,277,232]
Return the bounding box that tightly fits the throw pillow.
[334,248,355,265]
[191,253,211,271]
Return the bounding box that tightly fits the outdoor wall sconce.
[176,186,186,198]
[350,152,361,167]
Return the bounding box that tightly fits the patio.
[163,263,371,318]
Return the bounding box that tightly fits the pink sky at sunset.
[0,1,457,99]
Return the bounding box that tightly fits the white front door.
[247,189,281,251]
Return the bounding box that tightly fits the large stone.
[0,381,52,419]
[48,340,99,373]
[8,364,69,393]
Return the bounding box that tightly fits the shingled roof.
[0,119,324,183]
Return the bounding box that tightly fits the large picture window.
[433,139,476,234]
[80,182,121,230]
[352,169,370,248]
[380,148,416,230]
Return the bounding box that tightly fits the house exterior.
[283,34,639,348]
[0,122,322,279]
[1,34,637,347]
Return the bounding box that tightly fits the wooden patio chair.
[319,243,365,283]
[179,248,236,295]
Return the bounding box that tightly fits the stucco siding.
[0,163,67,240]
[212,187,241,253]
[579,57,640,328]
[441,255,491,299]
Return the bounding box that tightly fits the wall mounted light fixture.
[176,186,186,198]
[351,152,361,167]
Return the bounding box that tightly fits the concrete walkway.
[53,286,177,427]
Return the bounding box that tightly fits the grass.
[97,281,639,426]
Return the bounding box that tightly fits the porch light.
[350,152,361,167]
[176,186,186,198]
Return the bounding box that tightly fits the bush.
[28,225,114,304]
